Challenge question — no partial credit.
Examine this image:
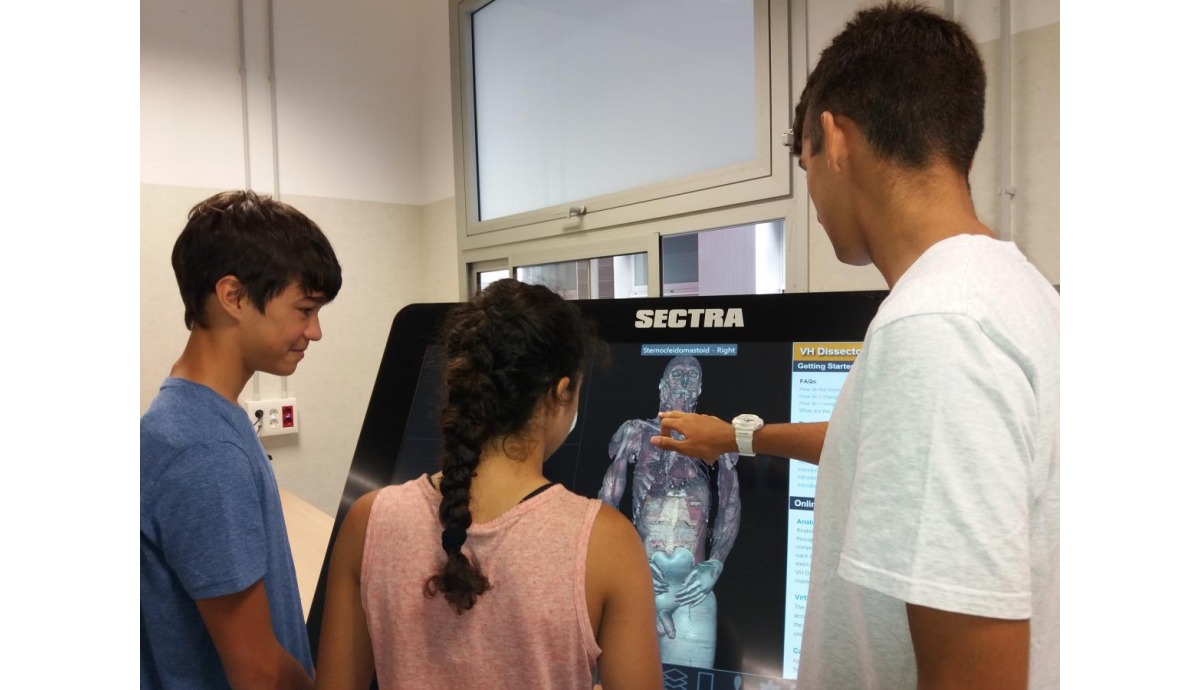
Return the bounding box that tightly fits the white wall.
[271,1,419,203]
[141,0,445,203]
[141,0,458,516]
[417,0,457,203]
[140,2,245,189]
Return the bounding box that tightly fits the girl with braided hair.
[316,279,662,690]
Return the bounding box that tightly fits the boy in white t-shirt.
[652,3,1059,688]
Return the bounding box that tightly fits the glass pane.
[476,269,510,292]
[661,220,784,297]
[472,0,756,221]
[516,252,648,300]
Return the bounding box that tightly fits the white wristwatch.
[732,414,764,456]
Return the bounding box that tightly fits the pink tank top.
[361,476,603,689]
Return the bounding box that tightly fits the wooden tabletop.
[279,488,335,618]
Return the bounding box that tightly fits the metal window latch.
[781,129,794,148]
[568,206,587,218]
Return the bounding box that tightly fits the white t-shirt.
[797,235,1059,689]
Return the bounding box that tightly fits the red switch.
[282,405,294,427]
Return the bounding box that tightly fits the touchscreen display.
[308,292,884,689]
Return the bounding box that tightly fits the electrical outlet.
[241,398,299,437]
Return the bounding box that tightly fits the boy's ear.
[212,275,247,322]
[821,111,850,173]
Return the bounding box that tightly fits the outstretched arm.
[599,420,644,507]
[654,412,828,466]
[314,491,379,690]
[588,504,664,690]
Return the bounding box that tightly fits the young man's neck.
[170,327,253,405]
[858,161,995,288]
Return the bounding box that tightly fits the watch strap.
[735,428,756,456]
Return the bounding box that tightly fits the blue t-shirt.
[140,378,313,689]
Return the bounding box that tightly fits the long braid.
[424,316,495,613]
[424,279,604,613]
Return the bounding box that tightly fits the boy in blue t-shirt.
[141,190,342,689]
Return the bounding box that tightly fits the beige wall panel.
[141,185,223,413]
[418,196,463,302]
[1011,23,1060,285]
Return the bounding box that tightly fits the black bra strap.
[428,475,555,504]
[520,481,556,503]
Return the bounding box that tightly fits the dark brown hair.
[793,1,986,176]
[171,190,342,329]
[424,279,603,613]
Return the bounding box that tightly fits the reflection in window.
[516,253,648,300]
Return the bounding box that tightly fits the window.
[476,268,510,292]
[452,0,793,246]
[661,221,784,297]
[515,252,649,300]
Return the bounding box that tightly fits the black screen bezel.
[305,290,887,672]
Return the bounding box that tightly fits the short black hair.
[171,190,342,329]
[793,1,986,176]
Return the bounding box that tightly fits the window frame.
[466,234,662,297]
[450,0,794,250]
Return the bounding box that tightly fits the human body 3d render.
[599,356,740,668]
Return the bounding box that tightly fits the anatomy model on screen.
[598,355,741,668]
